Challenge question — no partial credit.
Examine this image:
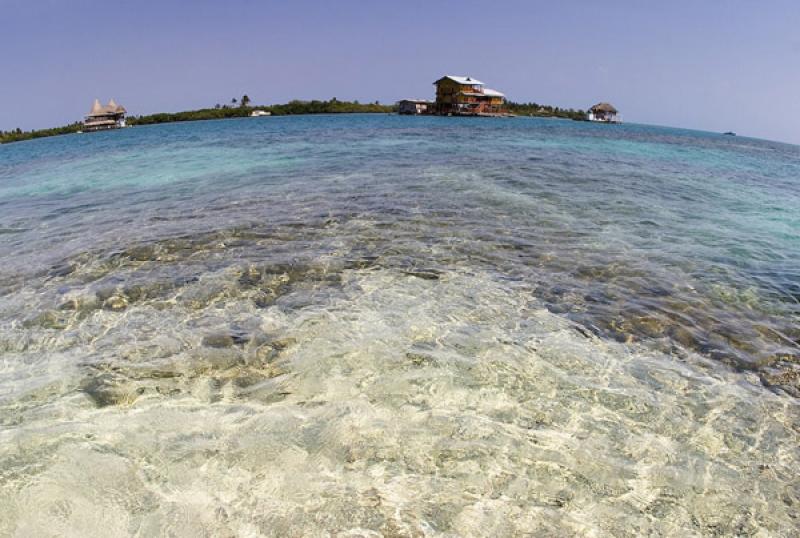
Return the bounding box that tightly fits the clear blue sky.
[2,0,799,144]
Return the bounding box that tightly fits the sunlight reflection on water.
[1,116,799,535]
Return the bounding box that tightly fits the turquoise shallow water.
[0,115,799,535]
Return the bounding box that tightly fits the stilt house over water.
[398,99,433,115]
[588,103,619,123]
[84,99,127,131]
[433,76,506,116]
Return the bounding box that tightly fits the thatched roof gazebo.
[106,99,126,114]
[590,103,617,114]
[588,102,619,123]
[84,98,127,131]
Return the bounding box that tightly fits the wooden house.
[398,99,433,115]
[433,76,506,116]
[84,99,127,131]
[588,103,619,123]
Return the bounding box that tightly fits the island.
[1,95,589,145]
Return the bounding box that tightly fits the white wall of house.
[588,111,617,122]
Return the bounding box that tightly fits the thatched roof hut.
[588,102,620,123]
[590,102,618,114]
[89,99,104,116]
[107,99,126,114]
[87,99,126,118]
[85,98,127,131]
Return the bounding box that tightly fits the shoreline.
[0,99,590,146]
[0,100,395,145]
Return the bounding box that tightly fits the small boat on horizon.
[723,131,736,136]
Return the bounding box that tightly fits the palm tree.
[231,98,238,106]
[241,95,251,107]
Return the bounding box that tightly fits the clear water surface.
[1,115,798,536]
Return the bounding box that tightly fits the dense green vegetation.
[0,123,84,144]
[506,102,587,121]
[128,98,395,126]
[0,98,395,144]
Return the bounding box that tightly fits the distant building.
[250,110,272,117]
[398,99,433,115]
[84,99,127,131]
[433,76,506,116]
[588,103,619,123]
